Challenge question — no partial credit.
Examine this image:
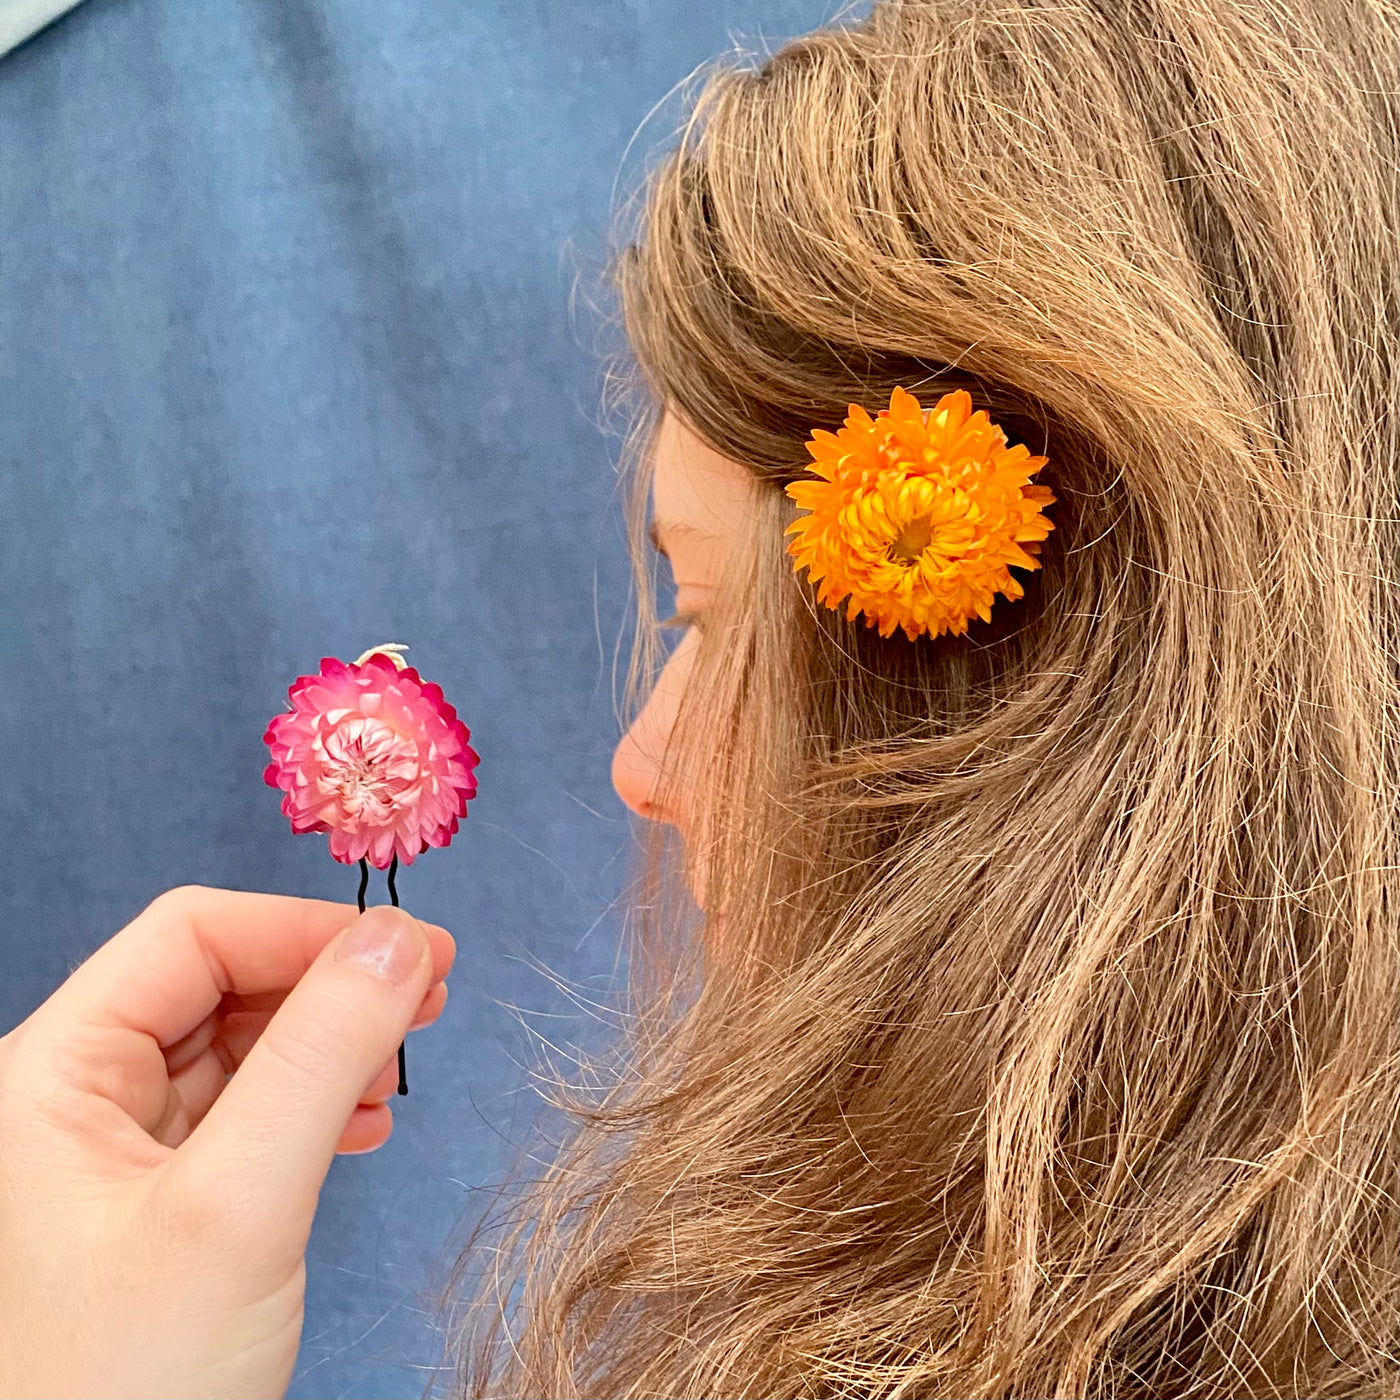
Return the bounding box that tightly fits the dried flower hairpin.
[263,643,479,1094]
[785,385,1056,641]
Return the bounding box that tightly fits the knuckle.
[145,884,210,920]
[256,1011,343,1089]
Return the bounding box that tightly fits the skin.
[611,409,757,839]
[0,408,753,1398]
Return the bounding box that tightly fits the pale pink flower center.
[315,714,421,826]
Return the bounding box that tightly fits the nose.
[611,720,665,821]
[611,635,694,827]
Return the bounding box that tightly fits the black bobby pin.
[355,855,409,1096]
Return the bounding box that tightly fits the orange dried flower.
[785,386,1057,641]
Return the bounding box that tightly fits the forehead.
[651,410,755,541]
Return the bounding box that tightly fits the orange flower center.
[888,513,935,565]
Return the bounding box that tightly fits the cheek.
[610,633,699,825]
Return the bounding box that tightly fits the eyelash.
[660,611,703,633]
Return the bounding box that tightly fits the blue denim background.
[0,0,837,1393]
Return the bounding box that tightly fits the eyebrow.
[647,518,719,557]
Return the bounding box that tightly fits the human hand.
[0,885,455,1399]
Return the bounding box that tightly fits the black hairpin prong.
[387,853,407,1095]
[354,855,409,1096]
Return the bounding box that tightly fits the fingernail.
[335,906,427,986]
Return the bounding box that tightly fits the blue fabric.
[0,0,837,1393]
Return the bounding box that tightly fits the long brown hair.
[444,1,1398,1394]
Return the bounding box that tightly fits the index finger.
[31,884,456,1049]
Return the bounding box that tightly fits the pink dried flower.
[263,644,479,870]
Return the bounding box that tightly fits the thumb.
[175,904,435,1235]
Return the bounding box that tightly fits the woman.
[1,0,1394,1395]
